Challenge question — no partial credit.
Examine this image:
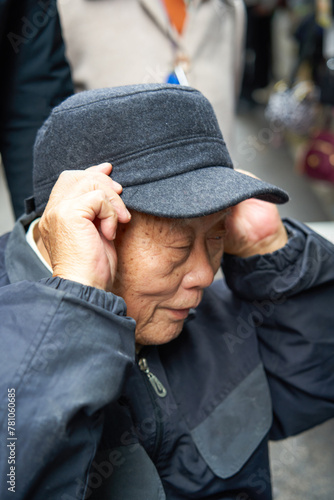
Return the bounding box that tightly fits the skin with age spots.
[112,210,229,346]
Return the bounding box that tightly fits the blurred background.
[1,0,334,498]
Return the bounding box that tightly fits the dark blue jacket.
[0,214,333,499]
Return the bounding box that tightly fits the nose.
[182,245,215,290]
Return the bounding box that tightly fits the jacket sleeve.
[0,277,135,500]
[222,219,334,440]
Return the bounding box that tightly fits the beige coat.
[58,0,245,149]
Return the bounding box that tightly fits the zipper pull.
[139,358,167,398]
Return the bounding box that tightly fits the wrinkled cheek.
[132,305,155,328]
[135,314,185,346]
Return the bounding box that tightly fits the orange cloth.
[163,0,187,34]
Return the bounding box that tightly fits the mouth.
[163,294,202,321]
[166,308,191,320]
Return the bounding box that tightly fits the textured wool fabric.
[31,83,289,217]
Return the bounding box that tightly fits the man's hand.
[224,171,288,258]
[39,163,131,290]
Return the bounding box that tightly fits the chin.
[135,322,184,346]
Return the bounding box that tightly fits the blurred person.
[0,83,333,500]
[58,0,246,149]
[240,0,277,105]
[0,0,73,218]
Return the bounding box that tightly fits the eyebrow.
[166,220,192,236]
[152,209,232,237]
[167,214,228,243]
[188,208,231,227]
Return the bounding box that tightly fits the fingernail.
[126,209,131,219]
[99,162,111,167]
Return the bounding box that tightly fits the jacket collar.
[5,213,52,284]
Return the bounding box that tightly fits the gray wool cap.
[30,83,289,217]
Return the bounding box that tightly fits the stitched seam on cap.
[118,165,234,187]
[35,137,229,190]
[112,136,227,164]
[52,86,199,114]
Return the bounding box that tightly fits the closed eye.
[166,238,193,252]
[170,246,193,258]
[163,241,193,255]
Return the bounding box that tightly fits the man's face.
[112,210,228,346]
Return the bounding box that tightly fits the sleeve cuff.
[222,219,308,300]
[40,276,128,316]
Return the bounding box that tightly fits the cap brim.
[120,167,289,218]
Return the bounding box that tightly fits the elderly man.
[0,84,333,500]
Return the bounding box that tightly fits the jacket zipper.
[138,356,167,460]
[139,357,167,398]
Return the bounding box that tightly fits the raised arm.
[0,164,135,499]
[223,197,334,439]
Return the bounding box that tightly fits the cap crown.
[33,84,232,214]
